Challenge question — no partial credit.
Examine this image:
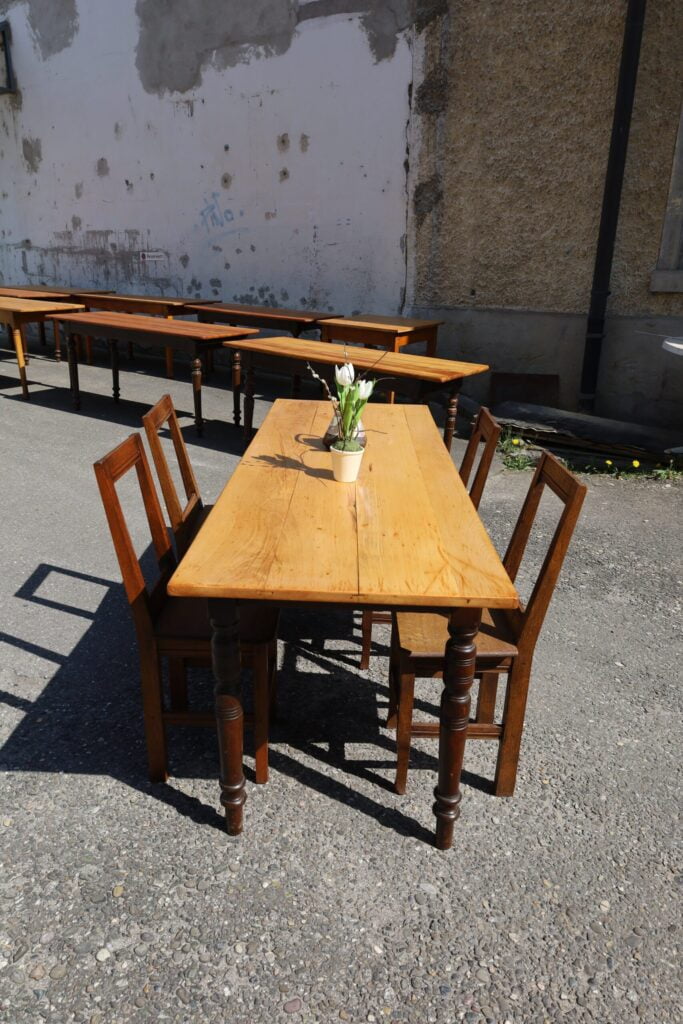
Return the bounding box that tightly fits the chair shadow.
[1,562,492,844]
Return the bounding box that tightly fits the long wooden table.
[47,310,257,434]
[188,301,338,337]
[71,293,216,375]
[0,287,112,355]
[0,297,85,399]
[168,400,518,848]
[221,335,488,451]
[320,314,443,355]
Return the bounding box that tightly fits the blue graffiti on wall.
[199,193,235,233]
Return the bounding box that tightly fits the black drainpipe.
[578,0,646,413]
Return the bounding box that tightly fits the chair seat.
[395,607,518,663]
[155,597,278,648]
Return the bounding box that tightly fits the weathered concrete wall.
[0,1,419,313]
[408,0,683,429]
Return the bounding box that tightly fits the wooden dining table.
[47,310,257,434]
[70,293,217,375]
[0,297,85,399]
[0,287,113,355]
[168,399,518,849]
[221,334,488,451]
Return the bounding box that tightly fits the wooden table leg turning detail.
[433,608,481,850]
[67,333,80,409]
[209,600,246,835]
[444,383,461,453]
[192,356,203,435]
[232,349,242,428]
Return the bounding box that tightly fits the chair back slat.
[503,452,587,651]
[459,407,501,510]
[94,434,176,630]
[143,394,203,557]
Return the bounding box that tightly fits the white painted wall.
[0,3,412,315]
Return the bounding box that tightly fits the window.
[0,21,16,95]
[651,100,683,292]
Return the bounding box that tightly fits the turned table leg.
[192,355,204,435]
[444,383,461,453]
[209,599,246,836]
[232,349,242,428]
[243,361,255,445]
[109,340,120,402]
[11,325,29,400]
[53,320,62,361]
[433,607,481,850]
[67,333,81,409]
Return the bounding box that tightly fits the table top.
[0,286,113,299]
[46,310,258,341]
[0,297,85,316]
[188,302,338,324]
[321,314,443,333]
[70,293,214,312]
[222,335,488,384]
[168,400,518,610]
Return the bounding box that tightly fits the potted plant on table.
[308,359,375,482]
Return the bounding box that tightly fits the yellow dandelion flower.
[605,459,613,466]
[512,438,521,446]
[632,459,640,468]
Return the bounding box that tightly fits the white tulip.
[335,362,355,387]
[357,379,374,400]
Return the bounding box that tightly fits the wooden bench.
[222,335,488,451]
[47,310,257,434]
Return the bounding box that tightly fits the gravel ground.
[0,338,681,1024]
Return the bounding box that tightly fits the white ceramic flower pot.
[330,445,364,483]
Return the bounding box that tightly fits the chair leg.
[494,660,531,797]
[168,657,188,712]
[394,668,415,795]
[140,652,168,783]
[253,646,270,784]
[476,671,499,723]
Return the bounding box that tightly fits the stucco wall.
[0,1,419,313]
[408,0,683,429]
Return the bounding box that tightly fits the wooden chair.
[359,406,501,670]
[142,394,211,558]
[388,451,586,797]
[94,433,278,784]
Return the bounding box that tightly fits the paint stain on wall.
[71,215,81,230]
[74,182,83,198]
[21,136,42,172]
[299,133,309,153]
[279,168,289,182]
[179,254,190,267]
[277,132,290,152]
[96,157,110,177]
[0,0,79,60]
[134,0,445,95]
[221,172,233,189]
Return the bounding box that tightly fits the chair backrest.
[142,394,203,558]
[503,452,587,652]
[459,407,501,510]
[93,433,176,639]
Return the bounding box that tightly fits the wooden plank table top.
[168,400,518,847]
[71,292,215,315]
[47,310,257,435]
[221,334,488,450]
[189,301,338,337]
[320,313,444,357]
[47,309,256,341]
[0,286,114,300]
[222,335,484,384]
